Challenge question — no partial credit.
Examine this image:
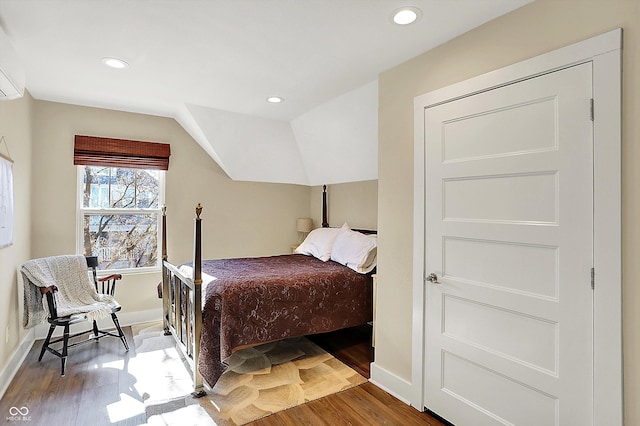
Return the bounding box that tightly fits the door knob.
[426,273,440,284]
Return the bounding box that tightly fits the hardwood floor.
[0,326,145,426]
[307,324,374,378]
[0,325,446,425]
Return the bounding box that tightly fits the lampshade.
[296,218,313,233]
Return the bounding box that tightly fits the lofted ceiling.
[0,0,531,185]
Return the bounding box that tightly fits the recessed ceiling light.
[267,96,284,103]
[392,7,422,25]
[102,57,129,69]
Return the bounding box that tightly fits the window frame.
[76,165,165,274]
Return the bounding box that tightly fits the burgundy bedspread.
[194,254,373,387]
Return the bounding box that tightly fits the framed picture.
[0,155,14,248]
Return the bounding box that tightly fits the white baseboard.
[369,361,416,408]
[117,308,163,328]
[0,329,35,400]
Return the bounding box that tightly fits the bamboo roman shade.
[73,135,171,170]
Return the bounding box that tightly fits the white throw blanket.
[22,255,118,329]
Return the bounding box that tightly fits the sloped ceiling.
[0,0,532,185]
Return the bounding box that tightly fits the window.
[74,135,170,272]
[78,166,164,271]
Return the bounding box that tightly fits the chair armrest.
[96,274,122,296]
[97,274,122,282]
[39,285,58,295]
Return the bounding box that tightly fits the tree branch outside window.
[79,165,162,270]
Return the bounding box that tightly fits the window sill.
[103,266,161,276]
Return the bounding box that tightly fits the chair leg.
[111,313,129,351]
[38,324,56,362]
[92,319,99,340]
[61,323,70,376]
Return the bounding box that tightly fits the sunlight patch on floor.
[106,392,145,423]
[146,404,218,426]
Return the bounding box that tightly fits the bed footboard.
[161,205,205,397]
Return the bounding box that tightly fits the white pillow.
[294,224,348,261]
[331,228,377,273]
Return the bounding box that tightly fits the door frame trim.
[412,28,622,425]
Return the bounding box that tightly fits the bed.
[160,186,377,396]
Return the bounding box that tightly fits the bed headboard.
[352,228,377,235]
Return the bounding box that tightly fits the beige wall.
[0,93,33,374]
[376,0,639,423]
[310,180,378,231]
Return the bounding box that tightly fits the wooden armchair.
[38,256,129,376]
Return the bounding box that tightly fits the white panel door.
[424,63,593,425]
